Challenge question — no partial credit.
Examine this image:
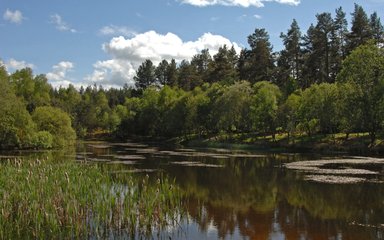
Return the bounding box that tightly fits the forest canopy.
[1,4,383,149]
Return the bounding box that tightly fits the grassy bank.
[0,157,182,239]
[183,132,384,155]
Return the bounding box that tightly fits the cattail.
[65,172,70,184]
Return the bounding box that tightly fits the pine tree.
[134,59,156,91]
[280,19,302,82]
[346,4,372,53]
[246,28,275,84]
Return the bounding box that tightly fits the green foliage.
[0,158,182,239]
[32,106,76,147]
[134,59,156,91]
[9,68,51,112]
[298,83,339,134]
[215,81,252,133]
[2,4,384,148]
[250,81,282,137]
[336,43,384,142]
[0,67,36,149]
[31,131,54,149]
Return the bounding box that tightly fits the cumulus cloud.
[46,61,77,88]
[3,9,24,24]
[4,58,34,71]
[253,14,262,19]
[179,0,300,7]
[99,25,137,37]
[50,14,77,33]
[86,30,241,88]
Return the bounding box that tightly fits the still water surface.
[9,141,384,239]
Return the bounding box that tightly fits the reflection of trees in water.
[167,155,384,239]
[187,198,383,240]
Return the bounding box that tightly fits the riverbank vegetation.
[0,4,383,151]
[0,157,182,238]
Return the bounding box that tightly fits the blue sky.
[1,0,383,88]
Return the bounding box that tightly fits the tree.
[250,81,282,139]
[298,83,339,135]
[214,81,252,134]
[279,91,301,141]
[208,45,239,85]
[245,28,275,83]
[166,59,178,87]
[191,49,212,84]
[280,19,302,82]
[177,60,201,91]
[369,12,384,45]
[155,59,169,86]
[346,4,372,53]
[303,13,335,84]
[0,65,36,149]
[134,59,156,91]
[336,43,384,143]
[331,7,349,79]
[9,68,52,112]
[32,106,76,147]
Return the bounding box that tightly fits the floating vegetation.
[174,148,197,152]
[285,158,384,184]
[304,175,367,184]
[135,148,159,154]
[111,143,149,148]
[115,155,146,160]
[88,144,111,149]
[0,158,183,239]
[106,161,138,165]
[171,161,224,168]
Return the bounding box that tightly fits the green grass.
[0,157,182,239]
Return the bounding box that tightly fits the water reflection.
[2,141,383,239]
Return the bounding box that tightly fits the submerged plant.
[0,158,182,239]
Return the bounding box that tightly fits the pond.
[4,141,384,239]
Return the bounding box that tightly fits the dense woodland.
[1,4,384,149]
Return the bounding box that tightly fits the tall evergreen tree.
[155,59,169,86]
[166,59,178,87]
[330,7,349,80]
[369,12,384,45]
[191,49,212,84]
[346,4,372,53]
[208,45,239,85]
[302,13,335,85]
[246,28,275,83]
[279,19,302,83]
[134,59,156,91]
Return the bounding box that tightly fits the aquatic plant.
[0,157,182,239]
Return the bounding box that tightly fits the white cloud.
[86,30,241,88]
[253,14,262,19]
[3,9,24,24]
[85,59,136,88]
[50,14,77,33]
[179,0,300,7]
[4,58,34,71]
[47,61,76,88]
[99,25,137,37]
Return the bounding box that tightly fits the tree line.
[0,4,383,149]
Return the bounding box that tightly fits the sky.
[1,0,384,89]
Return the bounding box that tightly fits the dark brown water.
[5,141,384,239]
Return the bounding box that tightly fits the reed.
[0,157,182,239]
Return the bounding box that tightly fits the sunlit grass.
[0,158,182,239]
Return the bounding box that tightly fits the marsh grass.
[0,157,182,239]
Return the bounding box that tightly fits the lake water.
[6,141,384,239]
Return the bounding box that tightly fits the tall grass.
[0,157,182,239]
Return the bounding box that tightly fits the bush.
[31,131,53,149]
[32,106,76,148]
